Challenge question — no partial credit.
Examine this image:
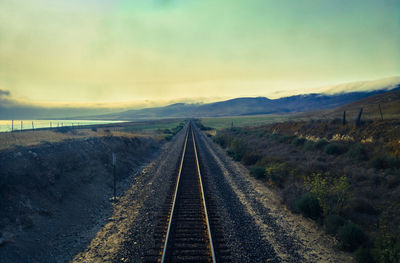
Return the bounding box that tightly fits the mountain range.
[1,77,399,120]
[88,83,400,120]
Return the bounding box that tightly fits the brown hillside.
[303,89,400,120]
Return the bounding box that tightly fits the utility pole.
[20,120,23,132]
[11,120,13,132]
[112,153,117,201]
[355,108,363,127]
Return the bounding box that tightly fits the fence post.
[11,120,13,132]
[355,108,363,127]
[379,104,383,121]
[32,121,34,131]
[342,111,346,125]
[21,120,23,132]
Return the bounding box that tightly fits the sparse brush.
[324,143,349,155]
[324,214,346,235]
[303,141,315,151]
[242,153,262,165]
[291,137,306,146]
[295,192,322,219]
[314,139,328,149]
[338,222,368,251]
[369,154,400,170]
[347,143,368,161]
[250,166,266,179]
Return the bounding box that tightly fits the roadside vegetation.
[205,119,400,263]
[0,120,187,150]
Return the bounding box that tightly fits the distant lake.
[0,120,125,132]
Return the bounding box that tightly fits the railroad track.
[146,123,230,262]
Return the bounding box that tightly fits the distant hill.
[89,85,400,120]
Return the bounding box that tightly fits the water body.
[0,120,125,132]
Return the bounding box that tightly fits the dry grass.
[0,128,154,151]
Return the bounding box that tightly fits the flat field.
[200,114,293,129]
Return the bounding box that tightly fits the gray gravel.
[113,125,188,262]
[194,127,284,263]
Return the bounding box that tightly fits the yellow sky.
[0,0,399,108]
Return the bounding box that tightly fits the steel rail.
[160,124,216,263]
[160,128,189,263]
[192,128,217,263]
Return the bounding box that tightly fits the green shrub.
[228,138,246,161]
[163,129,172,134]
[314,139,328,150]
[369,154,400,170]
[355,247,375,263]
[268,133,294,143]
[303,141,315,151]
[250,166,265,178]
[267,133,281,140]
[278,135,295,143]
[338,222,367,251]
[214,133,232,148]
[324,143,349,155]
[324,214,346,235]
[295,192,322,219]
[265,162,291,187]
[305,173,350,215]
[347,144,368,161]
[373,233,400,263]
[242,153,262,165]
[291,137,306,146]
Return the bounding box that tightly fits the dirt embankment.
[0,136,159,262]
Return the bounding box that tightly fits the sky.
[0,0,399,109]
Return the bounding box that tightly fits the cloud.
[0,89,10,97]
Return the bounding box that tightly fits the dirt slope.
[0,136,159,262]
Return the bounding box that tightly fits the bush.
[314,139,328,150]
[228,138,246,161]
[295,192,322,219]
[291,137,306,146]
[278,135,295,144]
[303,141,315,151]
[347,144,368,161]
[265,162,291,187]
[338,222,367,251]
[373,233,400,263]
[267,133,294,143]
[355,247,375,263]
[91,127,97,132]
[324,143,349,155]
[250,166,265,179]
[214,133,232,148]
[305,173,350,215]
[163,129,172,134]
[324,214,346,235]
[369,154,400,170]
[242,153,262,165]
